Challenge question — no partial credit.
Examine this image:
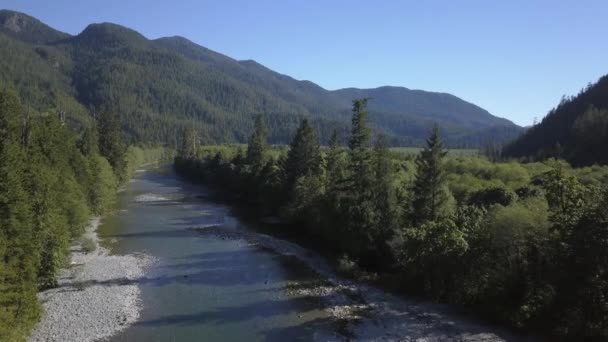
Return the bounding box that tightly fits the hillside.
[504,75,608,165]
[0,9,522,146]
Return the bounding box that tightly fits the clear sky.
[3,0,607,126]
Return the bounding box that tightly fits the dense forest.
[504,75,608,166]
[0,88,163,341]
[0,9,522,147]
[175,99,608,340]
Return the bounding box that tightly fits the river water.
[98,167,528,342]
[99,167,340,342]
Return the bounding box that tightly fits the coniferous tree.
[412,124,451,223]
[372,134,397,246]
[246,114,267,170]
[0,89,39,340]
[284,118,322,190]
[97,111,126,180]
[326,129,346,192]
[348,99,373,193]
[344,99,377,256]
[178,127,198,159]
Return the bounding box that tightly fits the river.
[98,166,529,342]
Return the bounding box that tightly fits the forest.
[175,99,608,340]
[0,10,522,148]
[504,75,608,166]
[0,88,163,341]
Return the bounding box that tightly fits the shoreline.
[192,224,531,341]
[28,217,154,342]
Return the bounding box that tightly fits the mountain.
[503,75,608,166]
[0,9,522,146]
[0,10,69,44]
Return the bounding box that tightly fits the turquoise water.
[100,167,339,342]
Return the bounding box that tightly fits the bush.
[80,237,97,254]
[336,254,361,278]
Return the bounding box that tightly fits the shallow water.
[99,167,340,342]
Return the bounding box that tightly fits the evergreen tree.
[372,135,397,245]
[343,99,377,256]
[97,111,126,180]
[246,114,267,170]
[178,127,198,159]
[326,129,346,192]
[412,124,451,223]
[284,118,322,190]
[0,89,39,340]
[348,99,373,193]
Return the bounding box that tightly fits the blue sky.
[3,1,607,126]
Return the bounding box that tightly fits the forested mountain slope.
[504,75,608,165]
[0,9,522,146]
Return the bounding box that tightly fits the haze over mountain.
[0,9,522,146]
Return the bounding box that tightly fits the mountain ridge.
[0,9,522,146]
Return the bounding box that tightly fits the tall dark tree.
[178,127,198,159]
[348,99,374,194]
[246,114,268,170]
[372,134,397,245]
[97,111,126,180]
[412,124,451,223]
[326,129,346,192]
[0,89,39,339]
[343,99,377,256]
[284,119,321,189]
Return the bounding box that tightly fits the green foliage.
[412,125,453,223]
[174,108,608,339]
[284,119,322,190]
[0,89,154,340]
[246,114,268,170]
[97,111,127,181]
[178,127,198,160]
[0,9,521,148]
[504,75,608,166]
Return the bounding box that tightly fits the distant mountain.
[504,75,608,166]
[0,9,522,146]
[0,10,69,44]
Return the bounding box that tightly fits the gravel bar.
[28,218,155,342]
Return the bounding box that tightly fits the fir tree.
[246,114,268,170]
[0,89,39,340]
[326,129,346,192]
[178,127,198,159]
[284,118,322,189]
[412,124,451,223]
[97,111,126,180]
[372,134,397,244]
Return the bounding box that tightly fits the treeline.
[0,89,161,341]
[175,99,608,340]
[504,74,608,166]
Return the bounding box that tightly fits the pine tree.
[178,127,198,159]
[284,118,322,189]
[326,129,346,192]
[348,99,373,193]
[412,124,451,223]
[372,134,397,244]
[97,111,126,181]
[343,99,376,256]
[246,114,267,170]
[0,89,40,339]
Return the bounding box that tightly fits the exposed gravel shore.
[28,218,155,342]
[192,224,532,341]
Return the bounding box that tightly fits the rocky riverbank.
[28,218,154,342]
